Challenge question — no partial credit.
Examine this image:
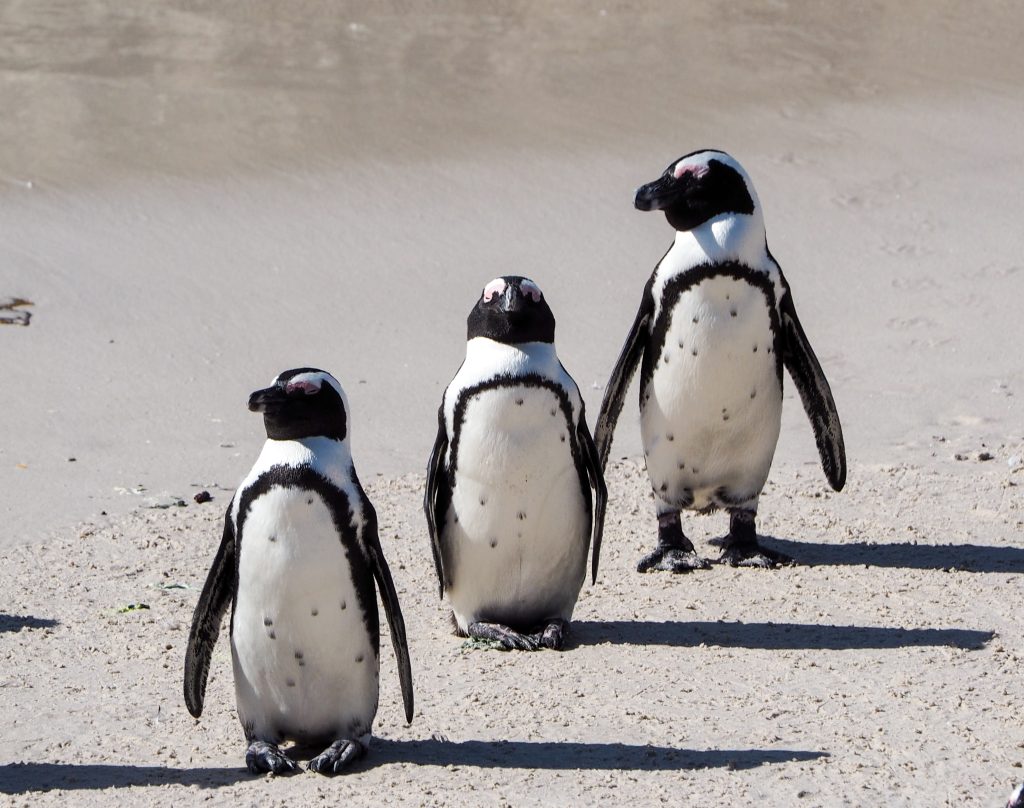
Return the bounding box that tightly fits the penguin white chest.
[643,273,783,509]
[232,486,378,744]
[446,384,588,630]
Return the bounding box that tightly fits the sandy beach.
[1,2,1023,805]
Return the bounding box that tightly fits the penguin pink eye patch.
[673,163,710,180]
[519,280,543,302]
[285,380,321,395]
[482,278,507,303]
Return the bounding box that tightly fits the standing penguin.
[424,276,606,651]
[184,368,413,775]
[595,150,845,571]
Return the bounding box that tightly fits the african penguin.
[1008,782,1024,808]
[184,368,413,775]
[595,149,846,571]
[424,276,607,650]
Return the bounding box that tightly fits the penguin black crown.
[185,367,413,776]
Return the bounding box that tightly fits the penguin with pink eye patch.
[595,149,846,571]
[185,367,413,775]
[425,276,607,651]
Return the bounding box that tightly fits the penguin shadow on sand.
[0,763,252,794]
[0,614,58,633]
[363,737,827,774]
[755,533,1024,574]
[571,620,994,652]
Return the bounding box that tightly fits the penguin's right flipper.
[778,282,847,491]
[184,507,237,718]
[594,287,653,469]
[576,408,607,584]
[423,405,449,598]
[363,505,414,724]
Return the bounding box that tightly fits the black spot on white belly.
[355,654,364,663]
[667,433,674,441]
[268,630,276,640]
[268,535,276,543]
[517,511,526,520]
[286,678,295,687]
[750,390,757,399]
[753,345,758,353]
[264,617,273,626]
[730,309,737,317]
[294,651,303,660]
[560,435,566,443]
[550,408,557,417]
[340,600,347,611]
[311,608,318,617]
[307,497,313,505]
[490,538,498,548]
[660,483,667,493]
[516,398,524,406]
[691,348,698,356]
[678,461,685,469]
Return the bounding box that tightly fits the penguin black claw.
[636,546,712,573]
[245,741,300,776]
[307,739,366,775]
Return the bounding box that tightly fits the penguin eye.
[286,380,321,395]
[482,278,506,303]
[520,280,543,302]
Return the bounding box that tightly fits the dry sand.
[1,1,1023,805]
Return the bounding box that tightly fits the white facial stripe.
[286,379,321,395]
[482,278,507,303]
[520,279,543,302]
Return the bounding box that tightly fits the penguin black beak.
[248,386,288,413]
[498,284,524,314]
[634,174,684,212]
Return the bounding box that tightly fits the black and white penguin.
[424,276,606,650]
[184,368,413,775]
[595,149,845,571]
[1008,782,1024,808]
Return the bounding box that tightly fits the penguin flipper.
[779,285,847,491]
[184,507,236,718]
[363,505,414,724]
[594,290,653,469]
[577,407,607,584]
[423,405,449,599]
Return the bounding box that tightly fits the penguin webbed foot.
[718,542,792,568]
[245,741,301,776]
[467,621,541,651]
[637,546,711,573]
[538,618,569,650]
[716,510,793,568]
[639,512,712,573]
[307,738,367,775]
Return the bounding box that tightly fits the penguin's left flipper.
[184,507,237,718]
[779,280,847,491]
[423,405,449,599]
[576,406,607,584]
[594,285,654,470]
[307,738,367,775]
[363,505,414,724]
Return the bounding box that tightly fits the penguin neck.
[672,210,767,269]
[256,435,354,474]
[464,336,558,373]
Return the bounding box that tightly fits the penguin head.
[466,276,556,345]
[634,149,759,233]
[247,368,349,442]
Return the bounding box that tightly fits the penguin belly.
[446,385,588,633]
[231,486,378,745]
[642,273,782,511]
